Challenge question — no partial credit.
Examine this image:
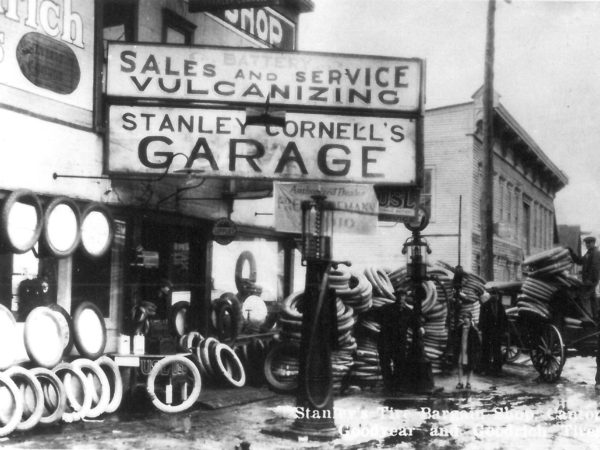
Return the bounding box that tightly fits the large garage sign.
[108,105,417,184]
[106,43,424,113]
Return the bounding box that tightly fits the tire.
[79,202,114,259]
[0,190,43,254]
[146,356,201,413]
[40,196,82,258]
[0,372,24,437]
[0,304,17,370]
[169,302,189,337]
[46,303,74,356]
[200,337,219,380]
[235,251,257,293]
[52,362,93,422]
[94,356,123,414]
[211,294,242,341]
[263,342,299,394]
[30,367,67,424]
[72,301,107,360]
[213,343,246,388]
[71,358,110,418]
[530,323,565,383]
[24,306,65,368]
[4,366,44,431]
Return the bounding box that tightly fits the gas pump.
[291,194,339,440]
[402,207,436,393]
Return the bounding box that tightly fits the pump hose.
[305,263,334,410]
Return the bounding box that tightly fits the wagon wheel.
[530,324,565,383]
[502,320,522,363]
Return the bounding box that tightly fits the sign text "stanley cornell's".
[108,105,417,184]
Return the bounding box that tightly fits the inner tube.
[72,301,107,360]
[46,303,74,356]
[52,362,92,422]
[234,251,257,294]
[0,189,44,254]
[0,372,24,437]
[145,355,201,413]
[94,356,123,414]
[71,358,110,419]
[29,367,67,424]
[213,343,246,388]
[4,365,44,431]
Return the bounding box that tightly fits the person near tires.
[376,290,412,392]
[456,312,481,390]
[478,291,507,375]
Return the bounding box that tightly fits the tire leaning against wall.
[0,190,44,254]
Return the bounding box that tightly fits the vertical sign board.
[106,43,424,114]
[107,105,418,185]
[0,0,95,124]
[273,182,378,235]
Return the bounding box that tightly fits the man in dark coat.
[570,236,600,320]
[570,236,600,389]
[479,291,508,375]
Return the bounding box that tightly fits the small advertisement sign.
[106,43,424,113]
[0,0,95,118]
[375,186,420,222]
[207,7,296,50]
[273,182,378,235]
[108,105,418,185]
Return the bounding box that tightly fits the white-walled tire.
[146,356,201,414]
[94,356,123,414]
[4,366,44,431]
[214,344,246,388]
[29,367,67,425]
[53,362,92,422]
[71,359,110,418]
[0,372,24,437]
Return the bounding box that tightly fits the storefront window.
[72,247,111,318]
[211,239,284,304]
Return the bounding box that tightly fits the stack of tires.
[0,302,125,437]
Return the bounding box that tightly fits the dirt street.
[3,356,600,449]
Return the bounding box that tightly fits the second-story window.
[163,9,196,44]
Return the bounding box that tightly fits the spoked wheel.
[502,320,522,363]
[530,324,565,382]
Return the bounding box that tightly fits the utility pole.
[481,0,496,281]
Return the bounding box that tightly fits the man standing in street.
[569,236,600,390]
[570,236,600,321]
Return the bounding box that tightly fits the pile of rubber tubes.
[517,247,580,323]
[0,303,122,437]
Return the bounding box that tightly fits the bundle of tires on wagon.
[264,261,485,394]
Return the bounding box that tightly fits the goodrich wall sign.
[106,43,424,113]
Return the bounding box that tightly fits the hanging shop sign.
[189,0,288,11]
[106,43,424,113]
[212,217,238,245]
[374,186,420,222]
[206,7,296,50]
[0,0,95,124]
[108,105,417,185]
[274,182,378,235]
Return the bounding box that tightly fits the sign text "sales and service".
[107,43,423,112]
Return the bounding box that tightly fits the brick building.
[421,88,568,280]
[330,89,568,281]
